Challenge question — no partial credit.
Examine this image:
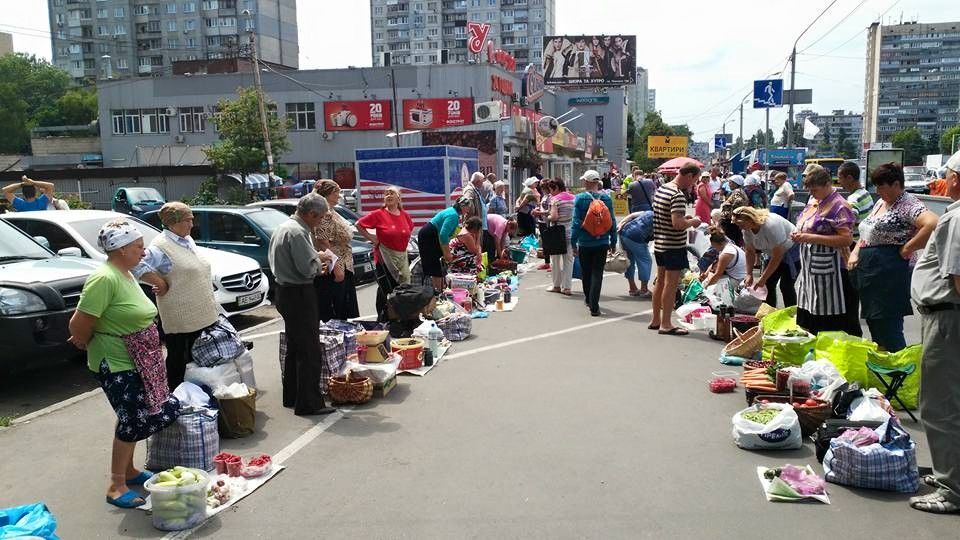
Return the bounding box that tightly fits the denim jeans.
[620,235,652,283]
[866,317,906,352]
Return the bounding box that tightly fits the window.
[115,24,127,35]
[124,110,141,134]
[113,109,170,135]
[179,106,206,132]
[244,18,255,32]
[202,0,220,10]
[208,213,257,243]
[117,58,128,69]
[167,38,179,48]
[97,8,107,18]
[99,43,111,53]
[183,1,196,13]
[184,19,196,30]
[285,102,316,131]
[11,221,84,256]
[166,3,177,13]
[168,20,177,31]
[186,37,197,48]
[134,4,150,15]
[112,110,125,134]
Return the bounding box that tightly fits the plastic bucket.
[392,338,425,370]
[508,247,527,264]
[144,469,211,531]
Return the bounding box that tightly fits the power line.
[798,0,870,54]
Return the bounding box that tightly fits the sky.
[2,0,956,144]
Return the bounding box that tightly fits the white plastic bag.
[232,349,257,390]
[732,402,803,450]
[848,389,892,422]
[184,361,241,389]
[734,285,763,314]
[213,382,250,399]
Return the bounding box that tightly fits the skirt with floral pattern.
[94,359,180,443]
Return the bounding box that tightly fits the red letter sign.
[467,22,490,55]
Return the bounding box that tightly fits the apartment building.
[627,66,649,121]
[796,109,863,150]
[369,0,555,69]
[48,0,298,82]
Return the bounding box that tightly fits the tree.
[836,127,857,159]
[631,110,674,171]
[939,125,960,155]
[0,53,72,153]
[817,128,833,154]
[204,86,290,182]
[890,127,927,165]
[779,120,803,147]
[33,88,98,127]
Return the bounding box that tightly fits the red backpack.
[582,193,613,237]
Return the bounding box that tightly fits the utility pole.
[248,23,275,175]
[390,68,400,148]
[787,46,797,149]
[765,107,771,177]
[739,101,744,156]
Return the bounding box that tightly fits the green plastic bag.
[866,345,923,410]
[760,306,802,333]
[682,279,705,304]
[815,332,879,387]
[762,339,815,366]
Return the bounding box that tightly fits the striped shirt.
[653,183,688,252]
[847,188,874,241]
[550,191,575,240]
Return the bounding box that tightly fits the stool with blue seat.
[865,360,918,422]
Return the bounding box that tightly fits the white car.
[4,210,269,317]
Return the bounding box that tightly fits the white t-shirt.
[720,242,748,281]
[770,182,794,207]
[742,213,796,253]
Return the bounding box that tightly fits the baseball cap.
[580,170,601,183]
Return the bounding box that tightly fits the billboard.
[541,35,636,86]
[323,100,392,131]
[647,136,688,159]
[402,98,474,130]
[422,130,498,175]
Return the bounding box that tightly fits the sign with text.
[467,22,490,55]
[323,100,392,131]
[522,64,545,104]
[402,98,474,130]
[647,135,688,159]
[541,35,636,86]
[568,96,610,106]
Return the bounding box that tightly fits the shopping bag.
[184,361,241,390]
[216,389,256,439]
[145,406,219,472]
[437,312,472,342]
[604,250,629,274]
[732,402,803,450]
[823,418,919,492]
[572,256,582,280]
[760,306,802,334]
[865,345,922,410]
[0,503,59,540]
[815,332,879,388]
[541,225,568,256]
[191,315,245,367]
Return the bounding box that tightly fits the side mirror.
[242,235,261,245]
[33,236,51,249]
[57,247,83,257]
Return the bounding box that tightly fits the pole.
[249,31,274,175]
[765,107,771,177]
[786,46,797,149]
[390,69,400,148]
[739,102,744,156]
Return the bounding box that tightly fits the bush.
[62,194,92,209]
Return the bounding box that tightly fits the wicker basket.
[723,326,763,358]
[327,372,373,405]
[755,302,777,319]
[750,394,831,436]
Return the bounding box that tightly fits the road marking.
[242,313,377,341]
[443,308,654,361]
[9,388,103,427]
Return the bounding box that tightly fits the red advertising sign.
[323,100,392,131]
[467,22,490,55]
[401,98,474,130]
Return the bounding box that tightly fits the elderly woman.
[546,178,576,295]
[792,164,862,336]
[357,186,414,321]
[417,196,474,291]
[734,206,800,308]
[719,174,748,246]
[135,202,220,390]
[313,180,360,321]
[488,180,509,216]
[849,163,938,351]
[515,176,540,237]
[448,216,484,276]
[769,172,794,218]
[68,220,179,509]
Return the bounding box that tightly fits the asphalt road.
[1,268,952,539]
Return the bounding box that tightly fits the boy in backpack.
[571,170,617,316]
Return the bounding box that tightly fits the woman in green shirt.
[69,220,179,509]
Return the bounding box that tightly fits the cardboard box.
[373,374,397,398]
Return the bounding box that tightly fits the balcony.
[138,64,154,74]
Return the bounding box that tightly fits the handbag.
[541,224,568,256]
[145,406,219,472]
[604,249,629,274]
[191,315,245,367]
[622,183,655,243]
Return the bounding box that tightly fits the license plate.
[361,263,373,274]
[237,292,263,307]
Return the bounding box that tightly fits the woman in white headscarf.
[515,176,540,237]
[69,220,179,509]
[719,174,748,246]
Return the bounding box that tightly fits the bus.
[804,158,845,180]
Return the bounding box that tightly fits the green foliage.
[939,125,960,155]
[61,194,92,209]
[890,127,927,165]
[186,177,223,205]
[836,127,858,159]
[631,111,676,171]
[204,86,290,179]
[0,53,73,153]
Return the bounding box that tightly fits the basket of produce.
[144,467,211,531]
[491,258,518,273]
[750,395,832,436]
[743,360,774,371]
[723,326,763,358]
[327,372,373,405]
[755,302,777,319]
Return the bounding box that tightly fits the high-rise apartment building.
[48,0,298,83]
[0,32,13,55]
[369,0,555,69]
[863,20,960,144]
[647,88,656,112]
[795,109,863,153]
[628,66,648,122]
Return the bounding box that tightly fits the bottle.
[503,287,511,304]
[495,293,504,311]
[803,348,815,364]
[423,347,434,367]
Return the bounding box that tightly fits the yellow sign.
[647,136,688,159]
[613,197,629,216]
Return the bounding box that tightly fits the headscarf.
[946,149,960,172]
[727,174,745,186]
[158,201,193,228]
[744,174,760,187]
[97,220,143,252]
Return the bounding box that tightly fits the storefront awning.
[226,173,282,190]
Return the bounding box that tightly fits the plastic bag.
[815,332,879,387]
[0,503,59,539]
[676,302,711,325]
[732,403,803,450]
[185,361,241,390]
[760,306,802,334]
[734,285,763,314]
[865,345,922,410]
[232,349,257,390]
[796,360,844,391]
[519,234,539,252]
[848,389,893,422]
[762,338,815,366]
[682,278,705,304]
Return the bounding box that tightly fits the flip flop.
[922,475,940,488]
[659,327,689,336]
[647,324,660,330]
[125,471,153,487]
[910,492,960,514]
[106,490,146,509]
[561,289,572,296]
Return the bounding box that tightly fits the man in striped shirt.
[650,163,703,336]
[839,161,873,242]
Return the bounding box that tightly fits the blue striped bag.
[145,406,219,472]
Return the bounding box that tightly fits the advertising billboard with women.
[541,35,636,86]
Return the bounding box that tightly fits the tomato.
[805,398,819,407]
[759,399,770,404]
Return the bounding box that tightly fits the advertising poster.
[323,100,392,131]
[422,131,497,175]
[647,136,689,159]
[402,98,474,130]
[541,35,636,86]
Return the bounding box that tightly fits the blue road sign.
[753,79,783,109]
[714,134,727,149]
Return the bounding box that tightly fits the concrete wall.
[30,137,102,156]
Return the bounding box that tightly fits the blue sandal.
[106,490,146,509]
[125,471,153,486]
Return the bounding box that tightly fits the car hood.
[0,256,99,285]
[196,246,262,276]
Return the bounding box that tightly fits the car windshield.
[335,205,359,224]
[125,188,164,204]
[71,217,161,254]
[904,174,926,183]
[245,209,289,237]
[0,219,52,261]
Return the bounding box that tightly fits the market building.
[95,59,627,194]
[863,20,960,144]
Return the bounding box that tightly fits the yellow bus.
[804,158,845,180]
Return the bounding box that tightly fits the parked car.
[246,199,419,259]
[339,188,358,211]
[4,210,269,316]
[0,218,101,373]
[144,205,378,285]
[112,187,166,218]
[903,167,930,194]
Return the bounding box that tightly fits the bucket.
[144,469,210,531]
[449,288,469,305]
[392,337,425,370]
[508,247,527,264]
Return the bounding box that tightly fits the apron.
[99,323,170,415]
[851,245,913,320]
[796,243,847,316]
